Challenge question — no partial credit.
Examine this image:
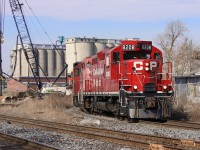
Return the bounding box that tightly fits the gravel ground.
[66,107,200,142]
[0,121,140,150]
[0,97,200,150]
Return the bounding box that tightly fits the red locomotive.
[73,39,173,120]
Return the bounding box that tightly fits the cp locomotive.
[73,39,174,120]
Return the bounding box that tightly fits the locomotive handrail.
[144,75,157,78]
[157,72,173,80]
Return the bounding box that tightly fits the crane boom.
[9,0,42,90]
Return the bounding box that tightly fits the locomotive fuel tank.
[96,99,117,112]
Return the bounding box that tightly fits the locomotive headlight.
[145,63,149,66]
[134,85,138,89]
[163,86,167,89]
[145,67,149,71]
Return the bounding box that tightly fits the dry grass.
[2,93,200,123]
[0,94,79,124]
[172,97,200,122]
[46,93,73,109]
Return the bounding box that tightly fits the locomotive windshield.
[123,51,150,60]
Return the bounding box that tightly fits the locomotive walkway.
[0,115,199,150]
[0,131,57,150]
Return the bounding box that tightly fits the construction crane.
[9,0,42,91]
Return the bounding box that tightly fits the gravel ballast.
[0,97,200,150]
[66,107,200,141]
[0,121,140,150]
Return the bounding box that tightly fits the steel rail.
[0,131,58,150]
[0,115,199,149]
[139,120,200,131]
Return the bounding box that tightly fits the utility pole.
[0,31,3,96]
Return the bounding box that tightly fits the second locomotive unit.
[73,39,174,120]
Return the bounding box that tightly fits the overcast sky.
[2,0,200,73]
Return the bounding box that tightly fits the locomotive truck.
[73,39,174,120]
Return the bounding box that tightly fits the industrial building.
[7,44,66,92]
[65,37,121,73]
[6,37,121,92]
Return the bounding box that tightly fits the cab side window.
[74,68,80,76]
[154,53,160,60]
[113,52,120,62]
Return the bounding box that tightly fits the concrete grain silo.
[11,44,66,77]
[21,50,29,77]
[56,49,64,76]
[38,49,47,77]
[106,43,115,48]
[8,43,66,92]
[10,48,21,77]
[47,49,56,76]
[66,38,94,73]
[65,37,121,74]
[94,41,107,53]
[15,50,21,77]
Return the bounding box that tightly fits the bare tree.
[155,19,199,75]
[174,38,193,75]
[156,20,187,63]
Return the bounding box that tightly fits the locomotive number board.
[122,44,152,51]
[122,44,135,50]
[141,44,152,51]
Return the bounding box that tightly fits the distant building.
[174,74,200,103]
[7,44,66,92]
[65,37,121,74]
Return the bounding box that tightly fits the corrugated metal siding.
[174,76,200,103]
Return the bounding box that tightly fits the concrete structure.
[65,37,120,74]
[174,75,200,103]
[56,49,65,76]
[47,49,56,76]
[38,48,47,76]
[8,44,66,92]
[10,44,66,77]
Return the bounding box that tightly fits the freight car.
[73,39,174,121]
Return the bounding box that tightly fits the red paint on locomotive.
[73,39,174,120]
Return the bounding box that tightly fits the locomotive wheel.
[84,98,90,113]
[113,102,120,117]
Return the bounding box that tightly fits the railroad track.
[139,120,200,131]
[0,115,199,149]
[0,131,58,150]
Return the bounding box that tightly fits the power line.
[24,0,67,63]
[23,0,67,84]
